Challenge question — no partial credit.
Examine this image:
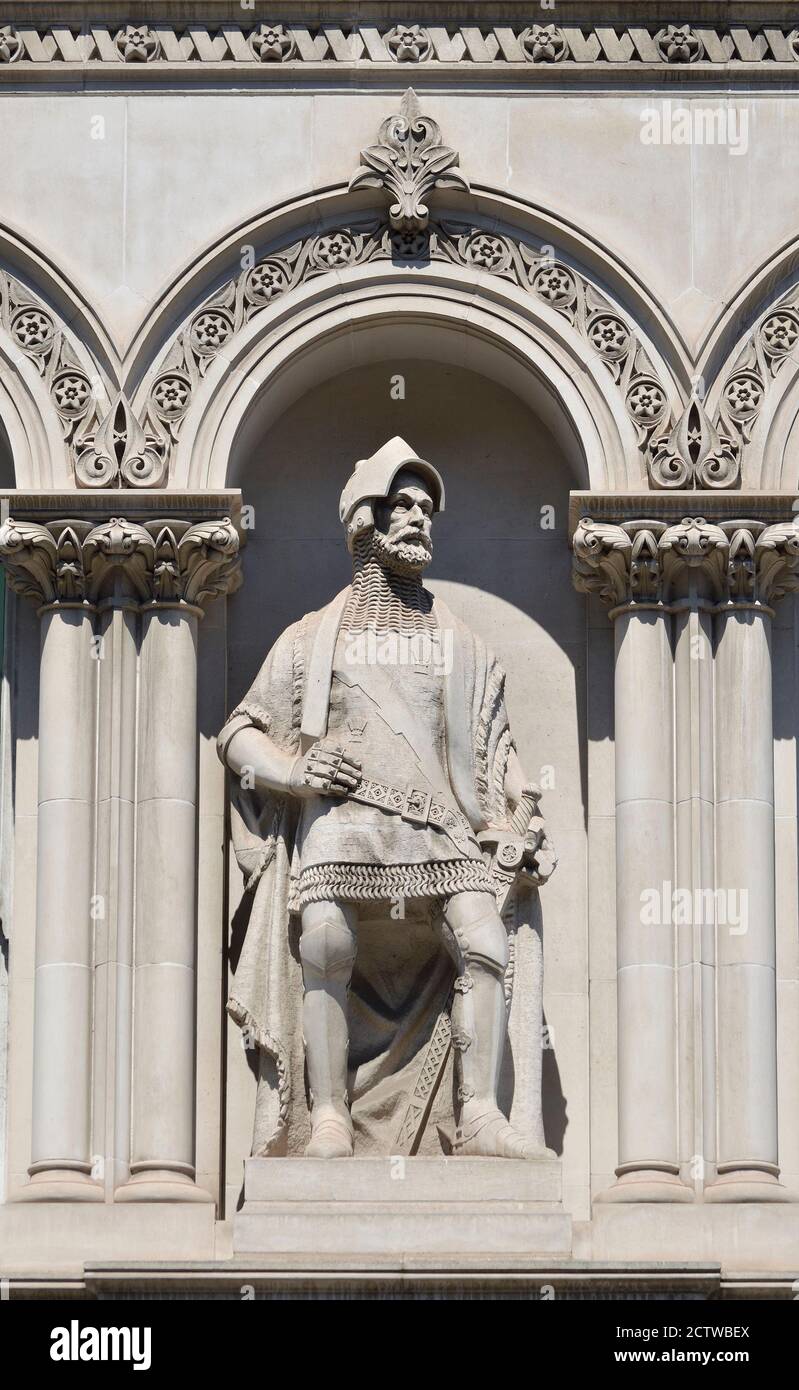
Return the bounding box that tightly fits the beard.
[370,525,433,577]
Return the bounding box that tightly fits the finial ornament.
[349,88,470,233]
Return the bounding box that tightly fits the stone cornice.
[1,13,799,85]
[0,492,243,610]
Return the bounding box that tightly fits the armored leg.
[299,899,358,1158]
[443,889,547,1160]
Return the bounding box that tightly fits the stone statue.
[220,437,556,1160]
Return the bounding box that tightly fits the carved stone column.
[0,520,102,1199]
[116,520,239,1203]
[659,518,728,1195]
[705,522,799,1202]
[0,506,241,1204]
[574,520,691,1201]
[573,502,799,1205]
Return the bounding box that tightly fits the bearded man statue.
[219,437,556,1161]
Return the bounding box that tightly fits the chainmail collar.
[341,531,436,634]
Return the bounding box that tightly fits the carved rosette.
[0,516,241,610]
[520,25,569,63]
[572,515,799,611]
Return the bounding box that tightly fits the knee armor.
[453,910,509,980]
[299,916,357,983]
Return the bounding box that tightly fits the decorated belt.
[349,776,475,852]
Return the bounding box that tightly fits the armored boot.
[444,893,552,1160]
[299,904,357,1158]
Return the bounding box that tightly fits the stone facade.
[1,1,799,1297]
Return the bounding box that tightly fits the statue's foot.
[452,1107,553,1160]
[305,1106,354,1159]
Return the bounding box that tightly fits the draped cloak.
[222,592,545,1158]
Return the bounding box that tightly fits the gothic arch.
[695,234,799,489]
[0,223,116,488]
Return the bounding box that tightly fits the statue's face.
[373,469,434,575]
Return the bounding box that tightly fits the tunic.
[291,629,494,908]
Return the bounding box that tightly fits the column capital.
[0,512,242,612]
[572,509,799,613]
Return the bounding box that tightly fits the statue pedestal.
[234,1157,571,1257]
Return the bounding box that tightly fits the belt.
[349,776,475,854]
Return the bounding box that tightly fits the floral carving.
[572,520,634,608]
[655,26,704,63]
[349,88,469,233]
[573,515,799,611]
[463,232,512,273]
[11,306,55,352]
[3,21,799,72]
[520,25,568,63]
[588,313,631,362]
[648,394,740,490]
[145,213,671,485]
[724,372,763,421]
[386,26,432,63]
[151,373,191,421]
[74,393,167,489]
[249,24,296,62]
[0,25,20,63]
[760,311,799,358]
[532,264,577,308]
[189,310,234,355]
[310,231,357,269]
[627,380,667,427]
[52,370,92,419]
[0,516,240,608]
[245,261,289,303]
[115,25,160,63]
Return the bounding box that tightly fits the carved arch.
[124,185,690,493]
[696,235,799,490]
[0,223,116,488]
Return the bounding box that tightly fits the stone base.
[577,1200,799,1272]
[0,1201,217,1276]
[234,1156,571,1257]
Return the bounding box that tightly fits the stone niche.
[222,357,586,1220]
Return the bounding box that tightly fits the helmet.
[339,436,445,551]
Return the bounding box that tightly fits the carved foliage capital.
[0,515,241,610]
[572,515,799,610]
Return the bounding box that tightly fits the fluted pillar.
[116,519,239,1202]
[574,519,691,1201]
[573,504,799,1206]
[0,520,101,1199]
[0,507,241,1205]
[660,520,728,1195]
[705,522,799,1201]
